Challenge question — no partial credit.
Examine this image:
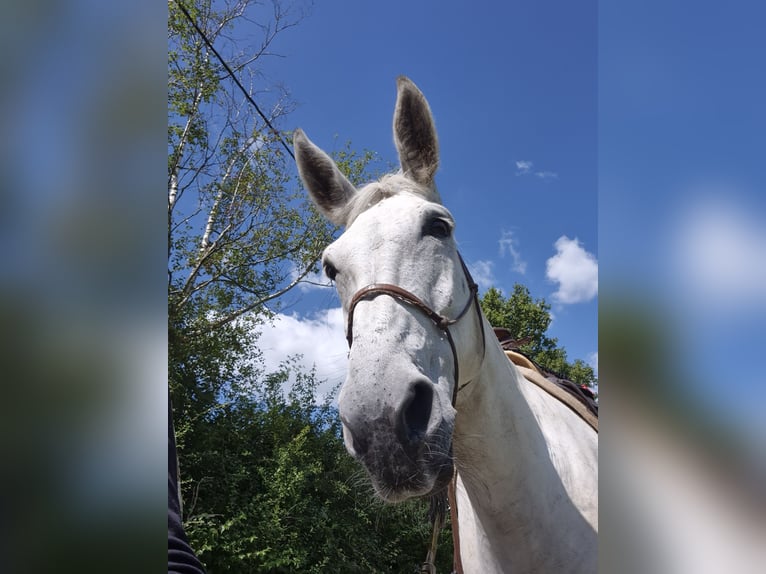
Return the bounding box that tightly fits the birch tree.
[168,0,374,420]
[170,0,319,332]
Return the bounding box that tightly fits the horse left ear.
[393,76,439,188]
[294,128,357,226]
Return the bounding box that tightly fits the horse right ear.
[393,76,439,188]
[294,129,356,226]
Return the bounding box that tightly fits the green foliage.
[567,358,597,387]
[480,285,597,388]
[180,361,453,573]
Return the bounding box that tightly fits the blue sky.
[253,1,599,388]
[236,0,764,437]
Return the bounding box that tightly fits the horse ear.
[393,76,439,187]
[294,129,356,226]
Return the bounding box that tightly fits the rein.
[344,252,483,574]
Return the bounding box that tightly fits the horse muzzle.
[339,377,455,502]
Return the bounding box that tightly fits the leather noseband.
[345,253,484,405]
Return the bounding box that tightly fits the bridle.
[345,252,485,405]
[343,251,485,574]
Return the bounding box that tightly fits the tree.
[168,0,376,422]
[169,0,330,335]
[480,285,597,388]
[182,361,453,573]
[167,2,447,571]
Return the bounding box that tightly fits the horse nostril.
[343,424,369,457]
[400,381,433,446]
[340,414,369,457]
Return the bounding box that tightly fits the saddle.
[493,327,599,422]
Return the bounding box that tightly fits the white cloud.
[498,230,527,274]
[257,307,348,402]
[546,236,598,304]
[467,259,497,291]
[672,198,766,309]
[515,160,557,180]
[515,160,533,175]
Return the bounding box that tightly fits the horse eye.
[425,218,451,239]
[323,261,338,281]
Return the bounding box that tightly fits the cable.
[173,0,295,160]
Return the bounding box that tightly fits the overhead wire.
[173,0,295,160]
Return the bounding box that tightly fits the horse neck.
[452,333,598,573]
[453,337,554,504]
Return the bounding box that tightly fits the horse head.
[294,77,483,502]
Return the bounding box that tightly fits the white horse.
[294,77,597,574]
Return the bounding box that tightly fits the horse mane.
[343,172,442,226]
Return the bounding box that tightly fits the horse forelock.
[342,172,441,227]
